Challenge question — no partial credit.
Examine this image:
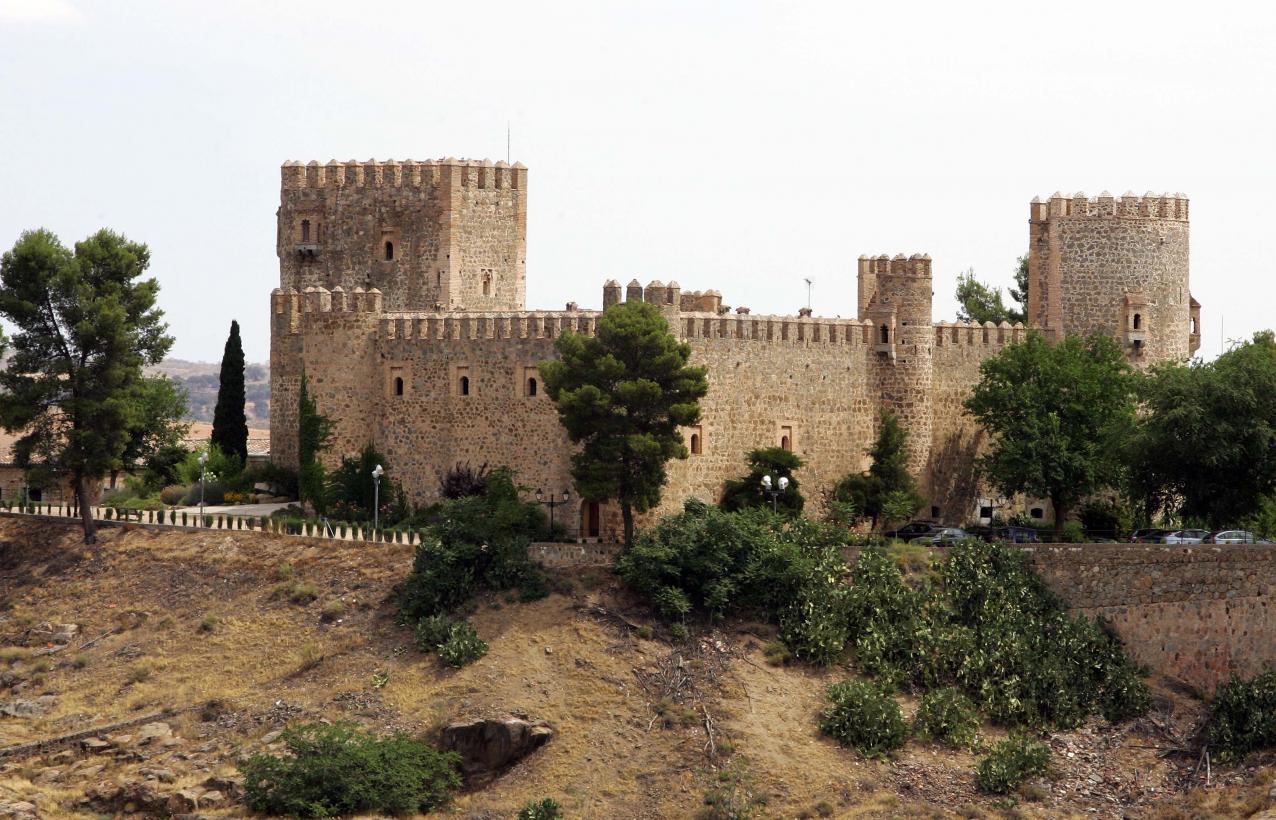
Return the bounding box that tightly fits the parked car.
[884,521,943,540]
[911,527,970,545]
[994,526,1041,544]
[1204,530,1274,544]
[1161,529,1210,544]
[1128,528,1166,543]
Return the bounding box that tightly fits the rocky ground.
[1,517,1274,819]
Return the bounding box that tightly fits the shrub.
[437,621,487,668]
[975,734,1050,794]
[240,722,461,817]
[818,679,907,758]
[325,444,410,525]
[399,468,548,621]
[720,447,805,517]
[182,480,226,506]
[618,500,849,664]
[438,461,491,500]
[1058,520,1087,543]
[414,614,454,653]
[913,688,980,749]
[321,600,345,623]
[1210,668,1276,761]
[518,797,564,820]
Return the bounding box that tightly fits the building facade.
[270,160,1198,536]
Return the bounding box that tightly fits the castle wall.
[661,314,879,517]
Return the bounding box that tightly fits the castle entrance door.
[581,501,600,538]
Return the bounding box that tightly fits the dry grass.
[0,517,1268,819]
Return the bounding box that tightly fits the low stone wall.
[1026,544,1276,696]
[528,541,621,568]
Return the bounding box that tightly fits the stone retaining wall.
[1026,544,1276,696]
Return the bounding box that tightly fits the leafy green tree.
[297,372,332,513]
[1127,331,1276,527]
[833,410,923,530]
[113,375,189,489]
[964,332,1135,536]
[326,442,408,524]
[720,447,804,517]
[955,258,1028,325]
[1009,255,1029,322]
[211,319,248,463]
[540,301,709,548]
[0,229,172,543]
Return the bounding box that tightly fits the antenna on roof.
[804,278,813,310]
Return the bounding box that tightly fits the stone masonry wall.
[1028,544,1276,696]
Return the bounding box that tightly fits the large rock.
[439,716,554,786]
[21,622,78,646]
[0,696,57,718]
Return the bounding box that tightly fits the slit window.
[1133,313,1142,330]
[459,375,470,396]
[690,433,701,455]
[879,324,890,344]
[394,376,404,396]
[301,219,311,242]
[384,240,395,261]
[527,377,537,396]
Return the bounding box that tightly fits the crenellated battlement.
[678,312,875,345]
[934,320,1028,349]
[280,157,527,191]
[858,253,933,279]
[1031,191,1189,221]
[379,311,602,342]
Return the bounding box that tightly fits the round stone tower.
[862,253,934,475]
[1028,191,1199,366]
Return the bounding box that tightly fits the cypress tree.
[211,320,248,463]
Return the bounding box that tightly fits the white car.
[1161,529,1210,544]
[1205,530,1273,544]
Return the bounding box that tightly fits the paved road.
[171,502,294,517]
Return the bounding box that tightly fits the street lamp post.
[760,474,790,514]
[535,488,571,536]
[198,451,209,523]
[372,464,384,532]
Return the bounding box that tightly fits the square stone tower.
[278,158,527,312]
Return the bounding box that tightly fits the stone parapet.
[281,158,526,191]
[1031,191,1189,222]
[933,320,1027,348]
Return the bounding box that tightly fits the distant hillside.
[148,359,270,426]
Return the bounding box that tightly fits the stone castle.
[269,158,1200,537]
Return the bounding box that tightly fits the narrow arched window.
[384,240,394,261]
[460,376,470,396]
[301,219,311,242]
[781,435,791,452]
[483,274,492,296]
[1192,317,1199,334]
[394,376,404,396]
[1133,313,1142,330]
[527,377,537,396]
[879,325,889,344]
[690,433,701,455]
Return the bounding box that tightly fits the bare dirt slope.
[0,518,1272,819]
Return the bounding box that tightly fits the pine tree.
[0,229,173,543]
[211,320,248,463]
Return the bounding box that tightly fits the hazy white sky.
[1,0,1272,363]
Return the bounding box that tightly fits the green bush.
[437,621,488,668]
[719,447,805,517]
[399,468,548,621]
[182,480,226,506]
[1210,668,1276,761]
[1058,520,1087,543]
[159,484,186,505]
[912,687,979,749]
[975,734,1050,794]
[847,540,1151,729]
[618,500,849,664]
[518,797,564,820]
[414,614,454,653]
[240,722,461,816]
[818,679,908,758]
